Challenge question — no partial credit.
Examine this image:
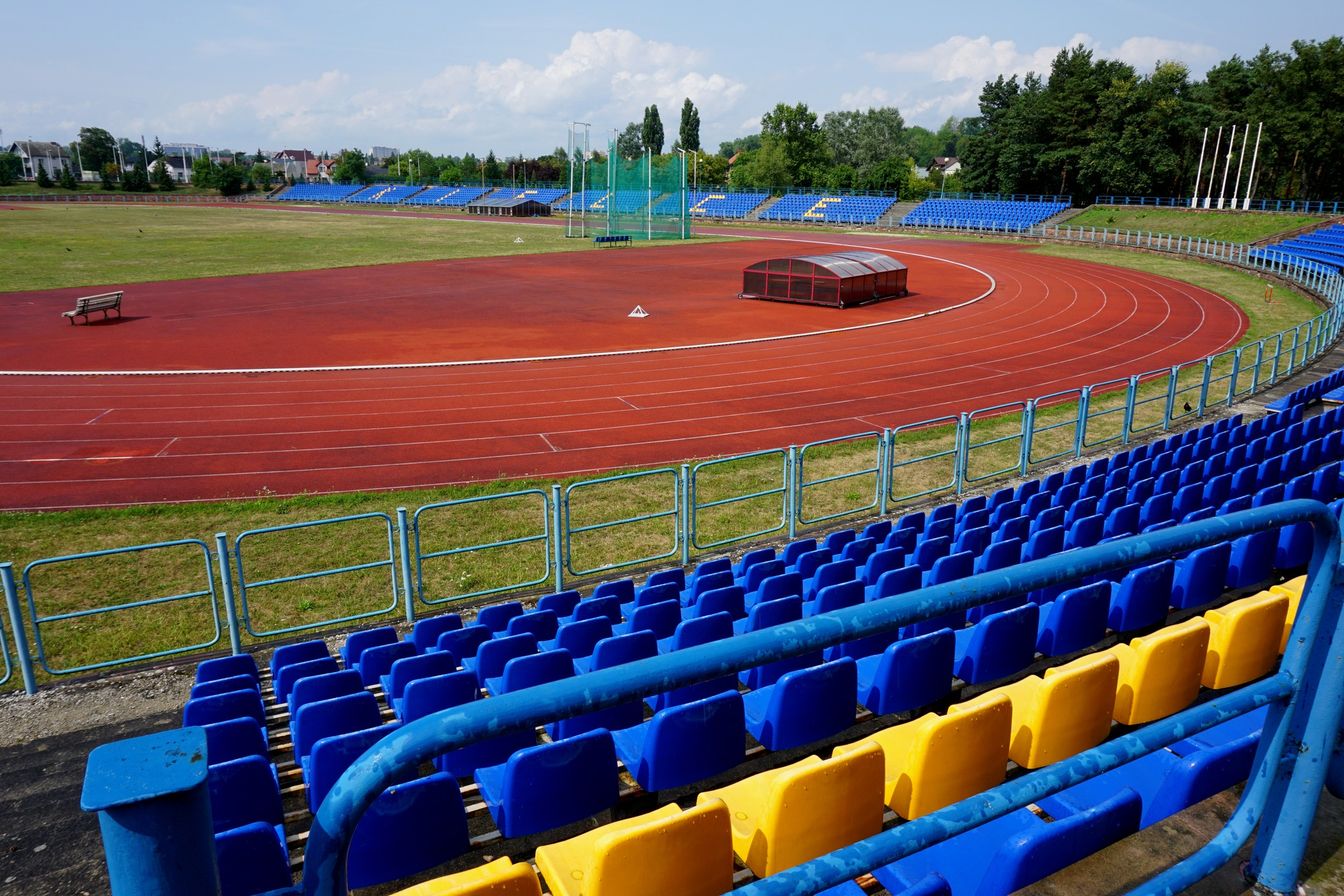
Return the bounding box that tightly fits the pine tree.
[35,163,53,188]
[152,158,176,190]
[58,164,79,190]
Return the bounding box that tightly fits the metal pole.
[1243,122,1264,211]
[1,564,37,694]
[213,534,243,656]
[1191,127,1208,208]
[1204,127,1221,208]
[1217,124,1236,209]
[1231,122,1250,206]
[396,508,415,624]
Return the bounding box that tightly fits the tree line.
[960,36,1344,200]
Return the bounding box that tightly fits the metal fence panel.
[690,450,788,550]
[234,513,400,638]
[962,402,1028,484]
[796,432,882,527]
[887,416,962,506]
[413,490,551,606]
[1027,389,1085,468]
[564,468,680,578]
[21,539,221,675]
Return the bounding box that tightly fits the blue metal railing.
[1027,389,1086,468]
[795,431,883,526]
[412,490,551,606]
[562,468,680,578]
[233,514,401,638]
[885,416,962,507]
[20,540,221,675]
[960,402,1029,484]
[297,500,1344,896]
[688,449,789,551]
[0,603,12,687]
[3,221,1343,690]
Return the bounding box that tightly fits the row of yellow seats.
[394,584,1297,896]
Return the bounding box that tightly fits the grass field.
[1066,206,1328,243]
[0,204,726,293]
[0,218,1327,683]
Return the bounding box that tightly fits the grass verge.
[1065,207,1328,243]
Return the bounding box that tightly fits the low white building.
[7,141,73,180]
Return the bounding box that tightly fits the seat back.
[693,585,745,620]
[755,571,804,604]
[190,674,259,701]
[956,603,1039,684]
[196,653,259,684]
[753,657,857,751]
[409,613,463,653]
[359,641,417,687]
[1111,617,1210,725]
[289,669,363,715]
[343,626,399,667]
[1002,652,1119,768]
[668,612,733,651]
[592,578,635,603]
[988,789,1142,893]
[387,651,458,703]
[201,717,267,766]
[505,609,560,642]
[309,723,404,810]
[1171,541,1231,610]
[862,548,905,586]
[346,772,470,889]
[871,564,921,601]
[501,648,575,693]
[861,628,954,715]
[1202,591,1290,689]
[472,633,539,685]
[207,754,283,833]
[537,589,581,617]
[632,692,745,791]
[183,689,265,728]
[292,690,382,761]
[552,617,613,658]
[477,601,525,633]
[584,802,734,896]
[743,595,803,632]
[1108,559,1174,632]
[399,670,479,723]
[590,630,658,671]
[270,639,329,678]
[812,579,864,615]
[744,559,786,594]
[572,595,622,625]
[274,656,339,703]
[624,599,681,639]
[1036,581,1108,656]
[436,624,492,660]
[761,746,884,876]
[495,729,619,838]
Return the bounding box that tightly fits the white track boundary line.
[1,242,993,377]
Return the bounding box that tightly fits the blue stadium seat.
[202,717,268,765]
[742,657,858,750]
[474,729,619,838]
[613,691,745,791]
[855,628,954,715]
[196,653,258,684]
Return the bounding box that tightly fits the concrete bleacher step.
[1042,205,1087,227]
[749,195,785,221]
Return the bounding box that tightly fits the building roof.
[275,149,316,162]
[467,195,547,209]
[9,140,70,159]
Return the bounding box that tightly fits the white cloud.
[154,29,744,152]
[861,33,1221,126]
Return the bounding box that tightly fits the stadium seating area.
[402,186,491,206]
[271,184,365,202]
[1251,224,1344,274]
[758,193,900,224]
[902,198,1071,231]
[651,191,771,218]
[165,388,1343,895]
[346,184,426,204]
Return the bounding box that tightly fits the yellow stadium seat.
[1109,618,1210,725]
[1271,575,1306,654]
[833,692,1010,818]
[697,744,884,877]
[534,800,732,896]
[994,652,1119,768]
[1202,591,1289,689]
[392,857,540,896]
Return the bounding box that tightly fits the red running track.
[0,233,1247,509]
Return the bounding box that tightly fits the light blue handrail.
[20,539,221,675]
[299,499,1344,896]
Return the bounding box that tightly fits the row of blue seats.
[1266,365,1344,413]
[651,191,770,218]
[759,194,900,224]
[272,184,363,202]
[402,186,491,206]
[346,184,425,204]
[903,198,1068,231]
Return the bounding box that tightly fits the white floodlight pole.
[1243,122,1263,211]
[1217,124,1236,209]
[1231,123,1250,207]
[1191,127,1208,208]
[1204,127,1221,209]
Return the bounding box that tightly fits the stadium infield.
[0,231,1248,509]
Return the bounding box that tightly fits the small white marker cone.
[513,237,524,243]
[628,305,649,318]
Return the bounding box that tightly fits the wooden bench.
[593,234,631,247]
[63,291,124,324]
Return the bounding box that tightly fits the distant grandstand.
[902,196,1071,231]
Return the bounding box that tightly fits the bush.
[152,159,176,191]
[0,152,22,186]
[217,164,245,196]
[35,164,53,188]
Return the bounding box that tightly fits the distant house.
[7,141,73,180]
[275,149,316,183]
[370,146,397,166]
[930,156,962,176]
[153,157,191,183]
[305,158,337,183]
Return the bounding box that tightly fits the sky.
[3,1,1338,158]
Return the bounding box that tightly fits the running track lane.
[0,236,1247,509]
